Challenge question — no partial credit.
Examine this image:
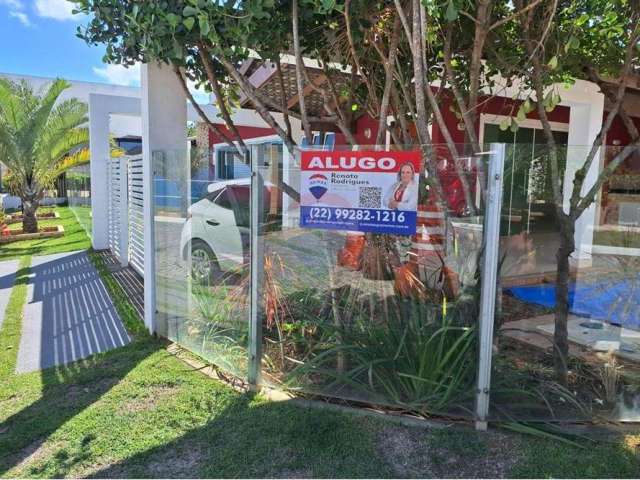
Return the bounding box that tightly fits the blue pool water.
[507,280,640,330]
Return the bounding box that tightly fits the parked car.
[180,178,279,283]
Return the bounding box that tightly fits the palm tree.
[0,78,89,233]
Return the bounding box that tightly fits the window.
[217,150,235,179]
[324,133,336,151]
[212,188,233,209]
[483,122,569,235]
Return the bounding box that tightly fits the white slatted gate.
[127,156,145,276]
[107,157,124,260]
[107,155,144,277]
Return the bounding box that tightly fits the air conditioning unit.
[618,202,640,226]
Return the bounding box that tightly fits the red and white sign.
[299,150,422,235]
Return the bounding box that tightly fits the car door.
[194,186,245,271]
[226,185,251,264]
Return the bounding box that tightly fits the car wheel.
[190,240,220,284]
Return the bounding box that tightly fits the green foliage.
[89,251,148,337]
[0,78,88,201]
[0,206,91,262]
[0,256,30,379]
[189,280,249,377]
[291,295,477,414]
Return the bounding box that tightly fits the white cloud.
[9,10,30,25]
[0,0,32,26]
[93,64,141,86]
[34,0,76,21]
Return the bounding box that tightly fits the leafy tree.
[0,78,89,232]
[508,0,640,384]
[71,0,533,276]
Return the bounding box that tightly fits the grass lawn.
[0,206,639,478]
[594,230,640,249]
[0,206,91,261]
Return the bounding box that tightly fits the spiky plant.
[0,78,88,232]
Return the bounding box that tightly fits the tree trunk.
[553,219,575,386]
[22,198,39,234]
[361,234,400,280]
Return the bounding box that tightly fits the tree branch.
[275,57,294,146]
[172,65,239,155]
[344,0,379,108]
[292,0,313,143]
[216,50,298,154]
[488,0,544,31]
[375,15,402,146]
[198,45,249,153]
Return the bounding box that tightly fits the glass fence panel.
[491,143,640,422]
[256,144,491,419]
[153,148,249,380]
[66,163,92,237]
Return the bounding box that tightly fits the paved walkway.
[0,259,19,329]
[15,251,130,373]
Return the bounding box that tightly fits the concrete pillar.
[561,80,605,262]
[141,63,188,334]
[88,94,140,252]
[88,94,110,250]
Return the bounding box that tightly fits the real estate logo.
[308,174,329,201]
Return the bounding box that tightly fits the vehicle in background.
[180,178,279,283]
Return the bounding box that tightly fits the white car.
[180,178,277,283]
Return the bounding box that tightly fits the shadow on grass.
[0,249,155,476]
[0,339,162,475]
[85,392,388,479]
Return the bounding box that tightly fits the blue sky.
[0,0,209,100]
[0,0,139,86]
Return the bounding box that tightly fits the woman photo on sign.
[383,162,418,210]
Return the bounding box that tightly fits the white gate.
[127,156,144,276]
[107,156,125,260]
[107,155,144,277]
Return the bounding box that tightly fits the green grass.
[0,206,91,261]
[0,256,31,378]
[89,251,148,338]
[0,205,638,478]
[510,435,640,478]
[594,229,640,249]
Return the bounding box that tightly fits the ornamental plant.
[0,78,89,233]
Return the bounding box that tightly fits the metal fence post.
[475,143,505,431]
[248,148,265,389]
[142,151,157,335]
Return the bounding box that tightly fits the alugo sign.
[299,151,422,235]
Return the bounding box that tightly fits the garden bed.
[0,225,64,243]
[4,210,60,225]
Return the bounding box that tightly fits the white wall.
[141,63,188,334]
